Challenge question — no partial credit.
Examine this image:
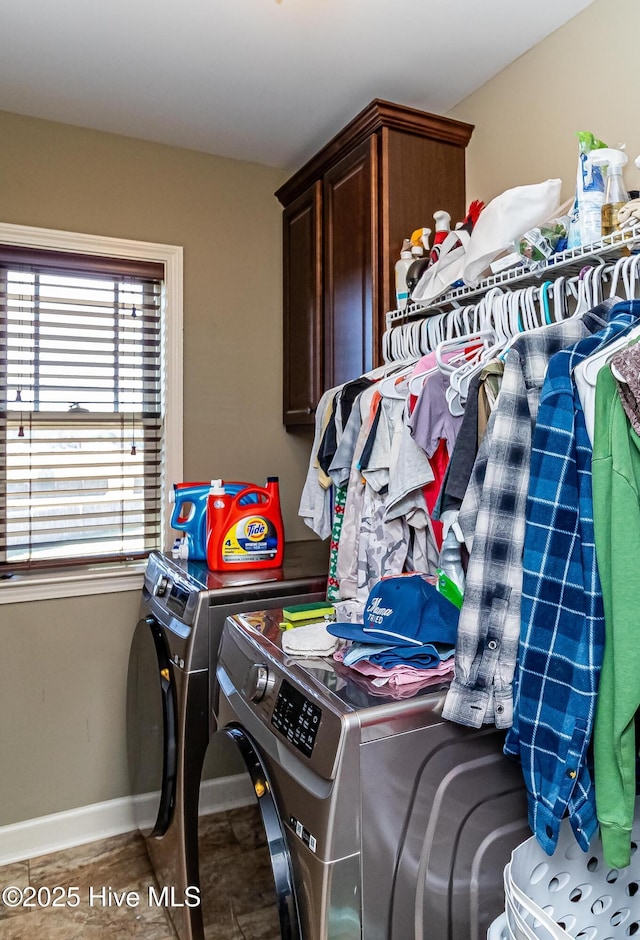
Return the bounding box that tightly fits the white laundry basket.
[488,911,513,939]
[504,813,640,939]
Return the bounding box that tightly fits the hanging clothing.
[327,398,368,601]
[299,386,342,539]
[611,340,640,434]
[408,368,463,458]
[477,358,504,435]
[326,484,346,602]
[442,301,618,730]
[592,360,640,870]
[384,399,439,568]
[504,303,639,857]
[433,371,483,520]
[335,385,381,601]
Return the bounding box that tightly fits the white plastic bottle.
[430,210,452,264]
[589,148,629,236]
[394,238,413,311]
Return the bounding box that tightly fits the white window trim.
[0,223,183,604]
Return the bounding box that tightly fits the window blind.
[0,248,165,569]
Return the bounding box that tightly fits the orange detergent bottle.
[206,477,284,571]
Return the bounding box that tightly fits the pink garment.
[407,352,439,415]
[333,646,454,689]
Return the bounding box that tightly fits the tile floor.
[0,805,280,939]
[0,831,177,939]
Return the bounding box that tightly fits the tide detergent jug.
[206,477,284,571]
[170,481,254,561]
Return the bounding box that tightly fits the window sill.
[0,561,146,605]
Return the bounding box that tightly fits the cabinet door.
[323,137,377,389]
[282,182,323,426]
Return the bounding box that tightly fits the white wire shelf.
[385,224,640,328]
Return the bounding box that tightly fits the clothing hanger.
[426,312,446,351]
[377,349,421,397]
[566,265,596,318]
[552,276,567,321]
[441,292,504,413]
[580,319,640,385]
[609,255,628,300]
[623,252,640,301]
[539,281,553,325]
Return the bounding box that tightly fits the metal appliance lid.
[159,539,329,602]
[227,608,451,722]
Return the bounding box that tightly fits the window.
[0,225,183,585]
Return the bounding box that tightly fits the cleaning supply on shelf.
[567,131,608,249]
[405,228,432,301]
[394,238,413,311]
[410,227,431,253]
[430,210,452,265]
[588,146,629,236]
[516,215,571,267]
[170,480,254,561]
[206,477,284,571]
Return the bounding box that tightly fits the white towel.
[281,622,340,658]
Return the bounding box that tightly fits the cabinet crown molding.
[275,98,474,208]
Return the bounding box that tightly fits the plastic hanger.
[552,276,567,321]
[609,255,628,300]
[540,281,553,324]
[377,354,420,398]
[581,321,640,385]
[567,265,596,317]
[623,253,640,301]
[426,312,446,351]
[441,292,504,413]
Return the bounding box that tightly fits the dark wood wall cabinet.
[276,98,473,427]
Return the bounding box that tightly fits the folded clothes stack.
[327,573,460,690]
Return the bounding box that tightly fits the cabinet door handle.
[307,406,316,415]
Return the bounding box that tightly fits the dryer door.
[126,615,178,837]
[198,725,301,940]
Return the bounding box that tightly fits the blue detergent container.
[170,481,253,561]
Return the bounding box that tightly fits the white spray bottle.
[588,147,629,236]
[395,238,413,311]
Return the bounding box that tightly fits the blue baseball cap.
[327,574,459,647]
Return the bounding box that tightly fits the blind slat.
[0,247,164,279]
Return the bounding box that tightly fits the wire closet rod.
[385,224,640,330]
[382,238,640,365]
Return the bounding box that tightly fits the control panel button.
[271,679,321,758]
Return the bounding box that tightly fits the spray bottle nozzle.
[588,147,629,172]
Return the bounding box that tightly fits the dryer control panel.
[271,679,322,758]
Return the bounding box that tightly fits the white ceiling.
[0,0,595,172]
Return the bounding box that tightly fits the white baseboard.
[0,774,254,867]
[199,772,255,816]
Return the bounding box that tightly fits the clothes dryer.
[126,543,327,940]
[199,608,530,940]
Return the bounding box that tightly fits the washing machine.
[125,542,328,940]
[199,607,530,940]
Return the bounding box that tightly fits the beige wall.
[0,591,140,826]
[0,111,316,827]
[448,0,640,207]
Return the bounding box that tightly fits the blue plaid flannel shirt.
[504,302,640,856]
